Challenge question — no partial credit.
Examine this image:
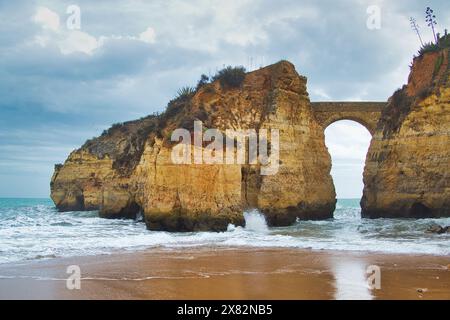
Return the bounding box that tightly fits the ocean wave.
[0,199,449,264]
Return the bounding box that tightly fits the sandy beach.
[0,248,448,300]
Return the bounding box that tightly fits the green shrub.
[212,66,246,88]
[418,42,440,55]
[83,137,97,148]
[162,100,183,122]
[101,123,124,136]
[418,34,450,56]
[196,74,210,90]
[439,33,450,47]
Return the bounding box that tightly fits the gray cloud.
[0,0,448,197]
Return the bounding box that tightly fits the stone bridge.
[311,102,387,135]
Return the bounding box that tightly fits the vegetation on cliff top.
[81,115,159,175]
[381,7,448,138]
[176,86,196,100]
[381,45,448,138]
[410,7,449,57]
[212,66,246,88]
[380,88,413,138]
[418,34,450,56]
[76,65,249,174]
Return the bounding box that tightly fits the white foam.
[244,210,269,232]
[0,201,449,264]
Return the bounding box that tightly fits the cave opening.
[324,120,372,217]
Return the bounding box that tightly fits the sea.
[0,198,449,264]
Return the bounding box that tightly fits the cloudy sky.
[0,0,449,198]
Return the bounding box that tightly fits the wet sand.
[0,248,449,300]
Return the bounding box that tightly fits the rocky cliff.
[361,47,450,218]
[51,61,336,231]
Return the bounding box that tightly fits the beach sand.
[0,248,449,300]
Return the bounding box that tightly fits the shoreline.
[1,243,450,267]
[0,247,449,300]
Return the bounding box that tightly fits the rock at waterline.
[426,224,450,234]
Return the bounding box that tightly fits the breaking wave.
[0,198,449,264]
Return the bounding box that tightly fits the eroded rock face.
[361,49,450,218]
[51,61,336,231]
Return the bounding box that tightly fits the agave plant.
[176,86,196,100]
[410,17,424,46]
[418,42,439,56]
[425,7,438,43]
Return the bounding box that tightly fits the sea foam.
[0,198,449,264]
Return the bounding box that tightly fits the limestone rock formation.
[361,48,450,218]
[51,61,336,231]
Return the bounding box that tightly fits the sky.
[0,0,449,198]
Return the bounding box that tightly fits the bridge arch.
[321,115,376,135]
[324,120,372,201]
[311,102,386,135]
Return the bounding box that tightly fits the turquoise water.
[0,198,449,264]
[0,198,54,208]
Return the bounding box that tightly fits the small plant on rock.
[196,74,210,90]
[212,66,246,88]
[176,86,196,100]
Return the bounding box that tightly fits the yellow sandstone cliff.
[361,48,450,218]
[51,50,450,227]
[51,61,336,231]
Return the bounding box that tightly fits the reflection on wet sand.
[0,248,448,299]
[331,259,373,300]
